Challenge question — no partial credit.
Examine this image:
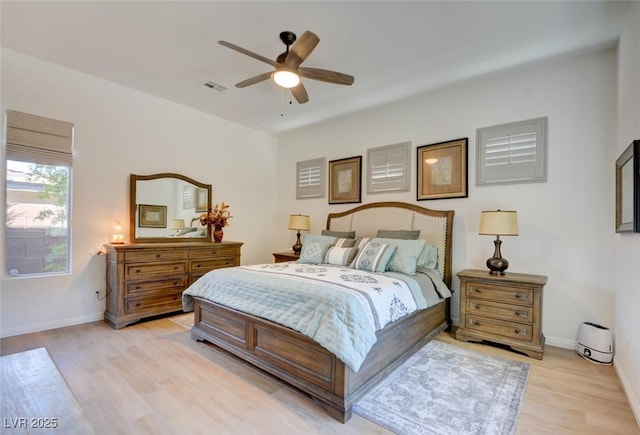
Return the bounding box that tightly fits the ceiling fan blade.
[299,67,354,86]
[235,72,272,88]
[290,83,309,104]
[285,31,319,69]
[218,40,278,67]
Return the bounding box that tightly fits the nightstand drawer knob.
[515,311,521,316]
[196,264,201,268]
[469,319,479,326]
[514,328,526,336]
[156,253,161,258]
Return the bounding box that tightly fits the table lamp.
[288,214,310,254]
[479,210,519,275]
[169,219,186,236]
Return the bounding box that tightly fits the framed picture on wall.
[329,156,362,204]
[138,204,167,228]
[616,139,640,233]
[417,138,468,200]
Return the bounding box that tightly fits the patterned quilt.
[182,263,450,372]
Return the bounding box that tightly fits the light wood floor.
[1,315,638,434]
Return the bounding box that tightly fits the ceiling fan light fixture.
[272,70,300,88]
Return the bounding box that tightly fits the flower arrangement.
[200,202,233,229]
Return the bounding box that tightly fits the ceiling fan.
[218,30,354,104]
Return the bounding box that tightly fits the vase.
[213,226,224,243]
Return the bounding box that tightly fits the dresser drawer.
[190,257,236,273]
[466,315,533,341]
[124,249,188,263]
[467,298,533,323]
[466,282,534,306]
[125,291,183,314]
[126,277,185,296]
[190,246,239,259]
[125,262,186,279]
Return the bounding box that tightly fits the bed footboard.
[190,296,448,422]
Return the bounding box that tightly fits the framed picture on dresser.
[138,204,167,228]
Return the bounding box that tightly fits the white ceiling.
[0,1,630,135]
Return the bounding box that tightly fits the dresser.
[455,269,548,359]
[104,241,242,329]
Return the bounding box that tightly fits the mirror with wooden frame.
[130,173,212,243]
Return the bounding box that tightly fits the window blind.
[367,142,410,193]
[296,157,325,199]
[6,110,74,166]
[477,117,547,186]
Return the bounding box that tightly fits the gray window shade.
[477,117,547,186]
[296,157,325,199]
[6,110,74,167]
[367,142,410,193]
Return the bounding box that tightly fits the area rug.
[353,340,530,435]
[169,312,194,329]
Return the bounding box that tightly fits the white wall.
[276,48,617,350]
[614,1,640,423]
[0,48,279,337]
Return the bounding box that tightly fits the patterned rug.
[353,340,530,435]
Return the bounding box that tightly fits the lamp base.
[292,230,302,255]
[486,256,509,275]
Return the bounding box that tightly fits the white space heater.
[576,322,613,365]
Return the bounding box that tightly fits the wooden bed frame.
[190,201,454,422]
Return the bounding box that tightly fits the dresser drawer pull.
[514,328,527,336]
[156,253,161,258]
[173,266,179,270]
[173,295,178,300]
[136,285,141,290]
[196,263,201,268]
[173,281,178,285]
[135,268,141,273]
[135,302,141,307]
[469,319,479,326]
[514,310,521,316]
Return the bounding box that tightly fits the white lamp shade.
[479,210,519,236]
[169,219,186,230]
[288,214,310,231]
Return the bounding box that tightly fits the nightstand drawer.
[466,315,533,341]
[467,298,533,323]
[466,283,533,306]
[126,277,185,296]
[125,261,186,278]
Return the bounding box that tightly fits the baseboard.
[0,313,104,338]
[545,335,576,350]
[614,357,640,428]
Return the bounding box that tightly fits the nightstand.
[272,251,299,263]
[455,269,548,359]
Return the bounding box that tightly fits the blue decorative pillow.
[417,242,439,271]
[324,246,359,266]
[303,234,336,246]
[353,241,396,273]
[372,238,426,275]
[298,242,332,264]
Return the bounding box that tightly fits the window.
[367,142,410,194]
[5,110,73,277]
[476,117,547,186]
[296,157,325,199]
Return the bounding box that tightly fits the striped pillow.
[333,237,356,248]
[324,246,359,266]
[353,241,396,273]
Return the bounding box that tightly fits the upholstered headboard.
[326,201,454,287]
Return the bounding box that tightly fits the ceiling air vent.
[202,81,228,94]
